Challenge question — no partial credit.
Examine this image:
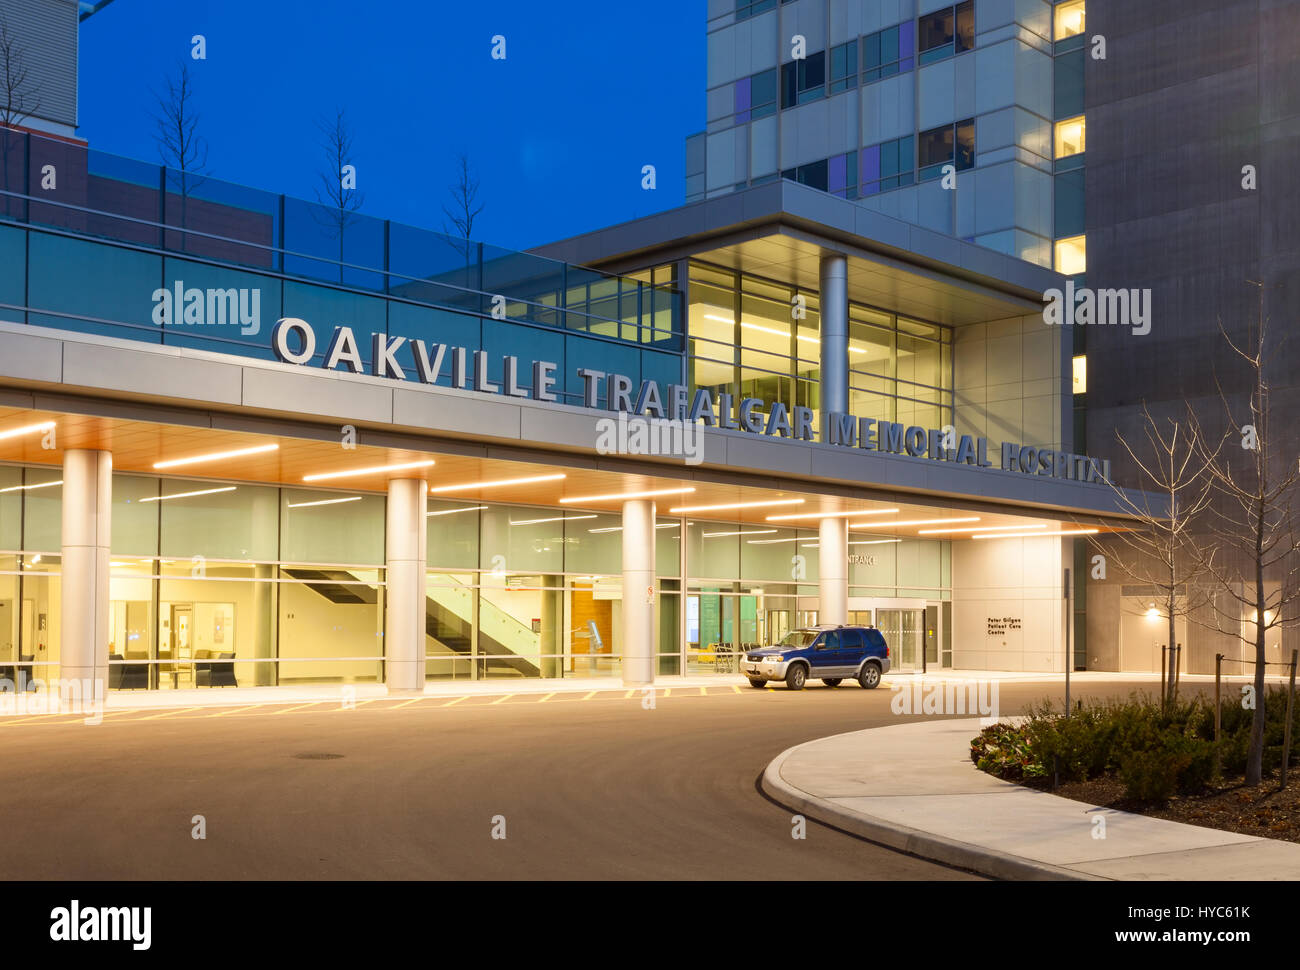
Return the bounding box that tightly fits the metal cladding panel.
[4,0,79,128]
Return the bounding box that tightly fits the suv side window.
[841,629,864,650]
[821,631,840,650]
[865,629,886,651]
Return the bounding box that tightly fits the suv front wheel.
[785,664,807,691]
[857,662,881,689]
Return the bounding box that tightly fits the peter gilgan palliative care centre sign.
[270,318,1111,485]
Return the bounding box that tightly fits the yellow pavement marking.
[389,696,429,709]
[662,687,671,697]
[201,705,260,718]
[582,690,597,700]
[489,693,514,705]
[442,695,469,707]
[699,686,708,696]
[266,702,326,716]
[139,706,201,720]
[624,689,635,698]
[334,699,378,712]
[731,685,742,694]
[536,692,555,703]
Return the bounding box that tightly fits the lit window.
[1072,355,1087,394]
[1055,235,1087,275]
[1054,116,1086,158]
[1054,1,1086,40]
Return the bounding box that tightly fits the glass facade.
[0,131,683,408]
[0,460,952,690]
[688,261,954,434]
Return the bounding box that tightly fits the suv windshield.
[777,630,819,649]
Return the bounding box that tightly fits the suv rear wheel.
[785,664,807,691]
[747,678,766,688]
[822,678,842,687]
[857,662,881,689]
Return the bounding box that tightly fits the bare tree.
[441,152,483,270]
[313,107,365,283]
[152,61,208,247]
[1187,288,1300,785]
[0,13,39,128]
[1092,404,1218,703]
[0,12,41,214]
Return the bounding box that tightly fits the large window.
[861,135,915,195]
[1054,116,1086,158]
[689,262,954,435]
[862,21,915,81]
[918,119,975,181]
[781,50,827,108]
[918,1,975,65]
[1055,0,1086,40]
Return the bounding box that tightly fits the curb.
[760,731,1109,881]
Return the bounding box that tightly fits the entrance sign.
[271,317,1111,485]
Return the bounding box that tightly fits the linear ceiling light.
[848,516,980,529]
[918,523,1049,535]
[703,529,778,538]
[286,496,363,509]
[0,421,55,441]
[973,529,1100,539]
[0,479,62,493]
[154,443,279,470]
[509,514,598,526]
[766,508,899,522]
[426,505,487,518]
[669,498,805,514]
[303,460,434,482]
[140,486,237,503]
[428,473,565,493]
[848,539,904,545]
[560,487,695,505]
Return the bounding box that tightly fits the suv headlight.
[768,655,783,662]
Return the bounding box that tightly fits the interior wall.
[952,535,1064,671]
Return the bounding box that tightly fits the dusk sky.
[79,0,705,252]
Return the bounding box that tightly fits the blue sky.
[79,0,705,251]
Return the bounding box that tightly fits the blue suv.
[742,625,890,690]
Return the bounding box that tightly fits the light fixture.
[669,498,804,514]
[0,421,55,441]
[972,528,1100,539]
[286,496,363,509]
[509,514,598,526]
[848,516,980,528]
[428,473,565,493]
[303,460,434,482]
[0,479,62,493]
[848,539,903,546]
[154,443,278,469]
[1145,605,1161,620]
[560,486,696,504]
[426,505,487,518]
[766,508,899,522]
[917,524,1049,535]
[139,486,238,503]
[702,529,778,538]
[747,536,804,545]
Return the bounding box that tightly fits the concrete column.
[385,479,427,692]
[819,251,849,437]
[621,499,656,686]
[539,574,562,679]
[252,564,275,686]
[61,449,111,689]
[819,517,848,627]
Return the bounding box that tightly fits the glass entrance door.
[877,608,925,671]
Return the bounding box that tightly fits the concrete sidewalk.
[762,718,1300,880]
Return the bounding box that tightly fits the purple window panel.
[899,21,915,58]
[734,77,752,123]
[860,144,881,185]
[829,153,848,193]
